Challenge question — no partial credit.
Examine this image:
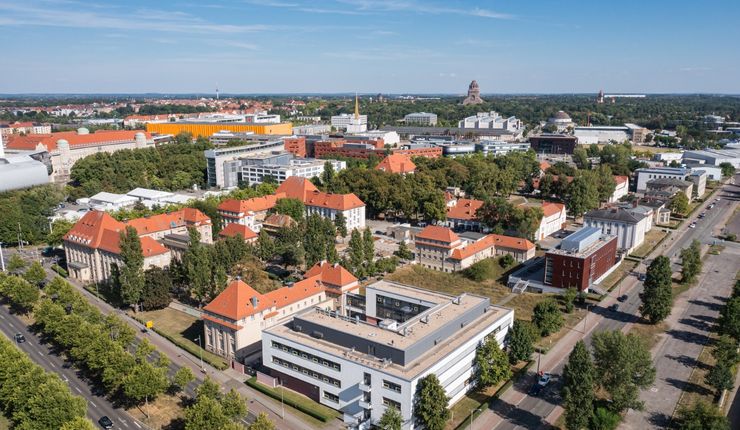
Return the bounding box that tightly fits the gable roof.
[305,261,358,289]
[542,202,566,218]
[446,198,484,221]
[275,176,319,200]
[450,234,534,260]
[416,225,460,244]
[614,175,629,185]
[203,276,325,322]
[218,223,258,240]
[303,190,365,211]
[5,130,151,151]
[375,153,416,174]
[125,208,210,235]
[63,211,125,248]
[218,194,283,214]
[584,207,645,224]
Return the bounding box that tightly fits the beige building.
[5,128,154,183]
[63,208,212,283]
[414,226,535,273]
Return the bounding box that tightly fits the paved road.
[482,175,739,430]
[0,303,147,429]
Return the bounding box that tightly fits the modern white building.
[204,140,286,188]
[87,192,138,211]
[635,167,692,191]
[293,124,332,135]
[403,112,438,126]
[573,126,630,144]
[245,113,281,124]
[458,111,522,133]
[239,152,346,186]
[350,130,400,146]
[584,207,651,253]
[261,281,514,429]
[331,114,368,132]
[474,140,530,156]
[682,148,740,168]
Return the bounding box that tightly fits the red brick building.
[544,227,618,291]
[283,136,306,157]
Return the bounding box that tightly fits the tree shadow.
[678,317,713,332]
[647,411,673,428]
[690,314,717,324]
[488,397,558,430]
[665,329,710,346]
[665,377,713,397]
[664,354,711,371]
[162,417,186,430]
[688,299,722,312]
[589,303,639,324]
[713,295,729,304]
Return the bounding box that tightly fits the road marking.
[74,386,82,394]
[90,401,97,408]
[37,350,44,356]
[133,421,142,428]
[7,322,13,329]
[49,362,55,368]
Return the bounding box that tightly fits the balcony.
[359,399,372,409]
[359,383,371,392]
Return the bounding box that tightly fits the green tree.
[47,219,74,247]
[566,175,599,218]
[274,198,305,221]
[680,240,702,284]
[719,162,736,178]
[171,367,195,394]
[321,161,336,189]
[572,148,590,169]
[248,413,276,430]
[256,229,275,261]
[196,376,222,400]
[2,276,40,313]
[363,227,375,264]
[7,253,26,272]
[122,362,169,412]
[348,229,365,277]
[20,377,87,430]
[639,256,673,324]
[185,395,229,430]
[221,388,248,421]
[473,335,511,389]
[377,406,403,430]
[334,212,347,237]
[562,341,595,430]
[718,296,740,341]
[591,330,656,412]
[506,320,538,364]
[414,374,450,430]
[463,259,495,282]
[674,401,730,430]
[670,192,690,216]
[711,335,739,365]
[532,298,564,336]
[499,254,515,268]
[118,226,145,309]
[60,417,97,430]
[141,267,172,310]
[705,362,734,396]
[590,407,620,430]
[23,261,47,285]
[562,287,578,313]
[395,240,413,260]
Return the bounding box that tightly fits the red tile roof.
[218,194,283,215]
[540,161,551,171]
[218,223,257,241]
[5,130,151,151]
[203,276,325,322]
[614,175,629,185]
[305,261,358,289]
[63,211,168,257]
[125,208,210,235]
[416,225,460,244]
[446,198,484,221]
[450,234,534,260]
[275,176,318,200]
[542,202,566,218]
[375,153,416,174]
[303,190,365,211]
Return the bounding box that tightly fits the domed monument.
[462,80,484,105]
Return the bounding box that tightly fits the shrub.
[463,259,495,282]
[591,407,620,430]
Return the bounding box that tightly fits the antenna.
[216,83,219,100]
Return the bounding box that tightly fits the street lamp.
[0,242,5,272]
[280,380,285,419]
[195,335,204,372]
[469,408,475,430]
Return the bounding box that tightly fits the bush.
[463,259,495,282]
[499,254,515,268]
[51,264,68,278]
[591,407,620,430]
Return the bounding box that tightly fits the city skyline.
[1,0,739,94]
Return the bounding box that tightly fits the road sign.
[145,320,153,329]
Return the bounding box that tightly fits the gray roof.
[584,207,645,224]
[646,178,692,189]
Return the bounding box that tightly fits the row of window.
[323,391,339,403]
[382,397,401,410]
[271,340,341,372]
[382,380,402,393]
[272,356,341,388]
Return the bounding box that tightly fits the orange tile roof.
[446,198,484,221]
[303,190,365,211]
[218,194,283,214]
[614,175,629,185]
[305,261,358,289]
[542,202,566,218]
[219,223,257,241]
[450,234,534,260]
[203,276,325,322]
[125,208,210,235]
[416,225,460,244]
[202,314,243,331]
[64,211,168,257]
[275,176,318,200]
[375,153,416,174]
[540,161,551,171]
[5,130,151,151]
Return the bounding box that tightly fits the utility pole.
[0,242,5,272]
[195,336,204,371]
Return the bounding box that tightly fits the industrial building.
[528,134,578,154]
[238,151,346,186]
[682,148,740,168]
[260,281,514,429]
[458,111,523,133]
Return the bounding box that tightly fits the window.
[383,397,401,410]
[383,380,402,393]
[323,391,339,403]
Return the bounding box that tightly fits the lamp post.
[195,335,204,371]
[469,408,475,430]
[280,380,285,419]
[0,242,5,272]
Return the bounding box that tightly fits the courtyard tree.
[506,320,538,364]
[377,406,403,430]
[473,335,511,389]
[248,413,276,430]
[670,193,690,216]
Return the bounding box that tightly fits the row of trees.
[707,279,740,400]
[0,316,90,429]
[0,184,66,245]
[561,332,656,429]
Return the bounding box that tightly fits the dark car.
[608,304,618,312]
[617,295,628,302]
[14,333,26,343]
[98,416,114,429]
[638,273,646,281]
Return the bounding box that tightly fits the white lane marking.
[49,362,55,368]
[8,322,14,329]
[74,386,82,393]
[90,401,97,408]
[134,421,142,428]
[37,350,44,356]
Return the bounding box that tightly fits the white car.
[537,372,552,387]
[689,222,696,228]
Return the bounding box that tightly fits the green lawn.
[132,307,228,370]
[599,259,637,294]
[0,415,9,430]
[631,229,669,259]
[386,258,514,304]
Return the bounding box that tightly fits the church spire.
[354,93,360,119]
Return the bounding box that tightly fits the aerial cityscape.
[1,1,740,430]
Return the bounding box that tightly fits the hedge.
[246,377,334,422]
[51,264,68,277]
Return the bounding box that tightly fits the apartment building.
[583,207,651,253]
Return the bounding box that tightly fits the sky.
[1,0,739,94]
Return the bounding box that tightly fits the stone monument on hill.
[462,80,484,105]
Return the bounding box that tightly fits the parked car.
[689,222,697,228]
[617,294,628,302]
[537,372,552,387]
[638,273,646,281]
[98,416,114,429]
[14,333,25,343]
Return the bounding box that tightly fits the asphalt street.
[0,303,147,429]
[487,175,739,430]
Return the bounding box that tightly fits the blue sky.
[1,0,739,94]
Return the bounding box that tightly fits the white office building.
[245,113,281,124]
[240,152,346,186]
[682,148,740,168]
[403,112,438,126]
[475,140,530,156]
[584,207,651,253]
[573,126,630,144]
[204,140,286,188]
[331,113,368,132]
[458,111,522,133]
[293,124,332,135]
[635,167,692,191]
[261,281,514,430]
